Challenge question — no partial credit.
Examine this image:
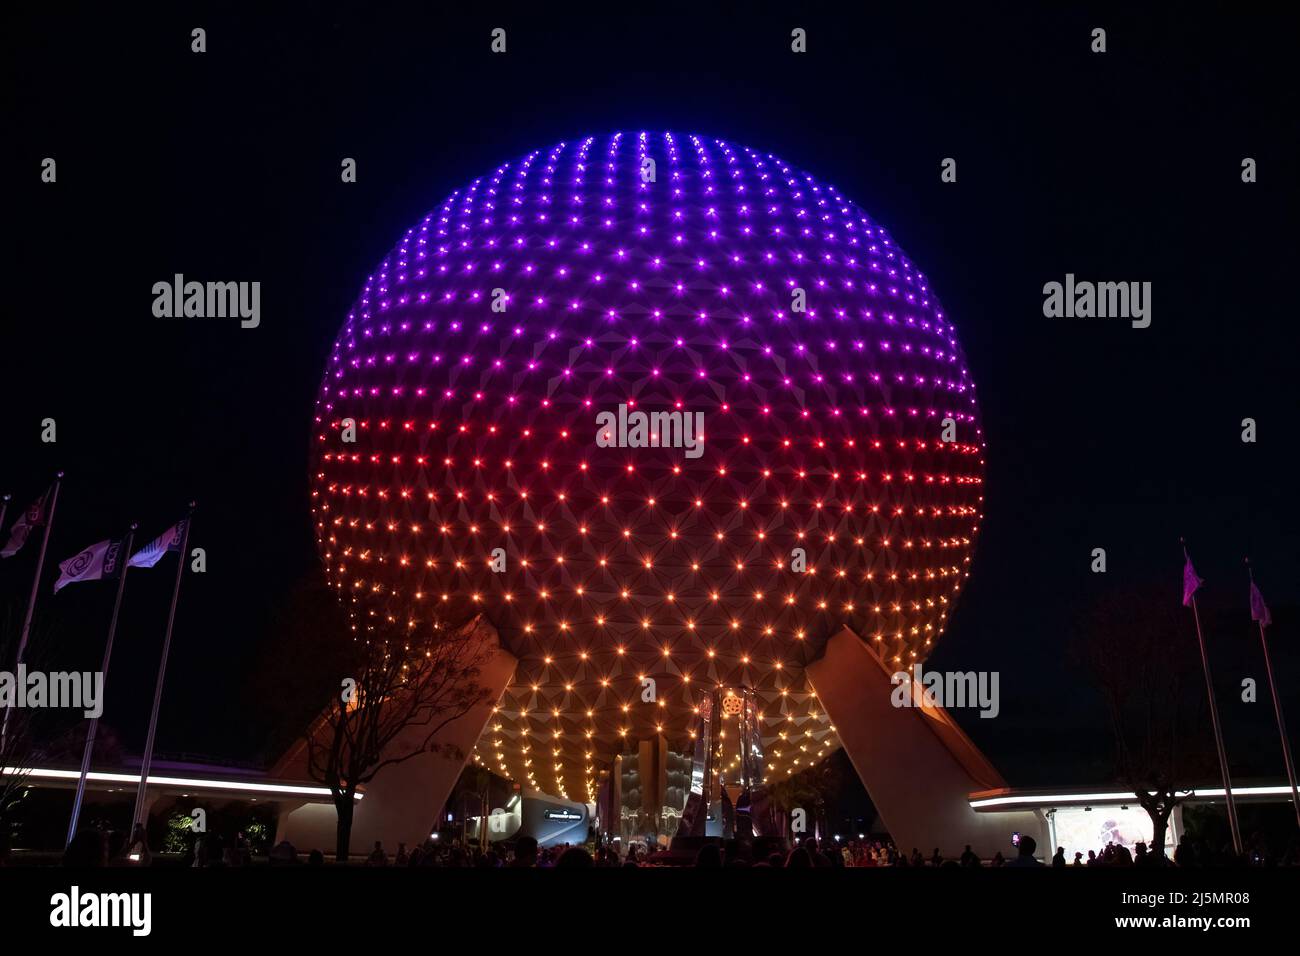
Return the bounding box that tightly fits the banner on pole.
[1182,555,1204,607]
[0,489,49,558]
[54,539,124,593]
[128,520,188,569]
[1250,581,1272,628]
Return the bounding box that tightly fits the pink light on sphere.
[311,131,984,797]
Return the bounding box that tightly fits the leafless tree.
[0,606,45,845]
[301,609,492,861]
[1072,587,1212,858]
[0,709,34,843]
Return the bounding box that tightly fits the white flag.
[129,520,188,569]
[54,539,123,593]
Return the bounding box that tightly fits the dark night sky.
[3,3,1297,785]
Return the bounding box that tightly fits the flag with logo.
[54,539,124,593]
[128,519,188,569]
[1182,555,1204,607]
[1250,581,1272,629]
[0,489,49,558]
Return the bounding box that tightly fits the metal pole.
[66,524,136,847]
[2,474,63,750]
[12,474,62,665]
[131,505,195,829]
[740,688,750,792]
[1189,593,1243,855]
[1258,621,1300,831]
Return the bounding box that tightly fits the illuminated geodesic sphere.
[311,132,983,800]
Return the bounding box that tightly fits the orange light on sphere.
[311,132,984,801]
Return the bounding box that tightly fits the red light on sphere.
[312,132,983,796]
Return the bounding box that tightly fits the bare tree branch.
[300,613,492,861]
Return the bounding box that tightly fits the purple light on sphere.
[312,131,984,799]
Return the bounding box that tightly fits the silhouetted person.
[695,844,723,868]
[307,848,325,866]
[785,846,813,868]
[811,846,832,867]
[1052,846,1066,867]
[269,839,297,865]
[511,835,538,867]
[1007,835,1044,867]
[213,834,232,867]
[960,844,980,867]
[367,840,388,866]
[1134,841,1164,867]
[555,846,594,868]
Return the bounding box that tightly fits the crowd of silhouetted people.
[248,831,1300,868]
[3,826,1292,868]
[53,824,263,867]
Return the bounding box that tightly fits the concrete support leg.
[805,628,1046,860]
[273,621,518,858]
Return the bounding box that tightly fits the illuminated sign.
[543,809,583,821]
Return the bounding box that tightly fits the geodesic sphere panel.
[311,131,984,797]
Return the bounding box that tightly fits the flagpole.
[1248,560,1300,832]
[1183,539,1243,855]
[130,503,195,831]
[1,473,63,751]
[1257,618,1300,831]
[12,473,62,666]
[66,523,137,847]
